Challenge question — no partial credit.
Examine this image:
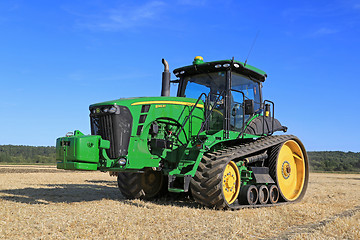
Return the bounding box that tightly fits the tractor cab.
[173,56,267,135]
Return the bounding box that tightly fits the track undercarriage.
[116,135,309,210]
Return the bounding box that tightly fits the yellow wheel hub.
[141,169,163,198]
[277,140,306,201]
[222,161,241,204]
[282,161,291,179]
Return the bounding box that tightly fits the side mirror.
[244,99,254,115]
[232,104,239,116]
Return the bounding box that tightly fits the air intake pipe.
[161,58,170,97]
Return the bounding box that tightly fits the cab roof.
[173,59,267,82]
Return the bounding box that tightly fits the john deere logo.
[96,108,101,113]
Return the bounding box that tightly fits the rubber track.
[268,137,308,203]
[223,135,297,160]
[268,144,281,183]
[190,135,298,210]
[190,154,230,209]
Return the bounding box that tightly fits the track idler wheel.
[268,185,279,204]
[117,168,165,200]
[268,138,309,202]
[258,185,269,205]
[239,185,258,205]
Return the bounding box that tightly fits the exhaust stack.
[161,58,170,97]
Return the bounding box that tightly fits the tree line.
[0,145,56,164]
[0,145,359,172]
[307,151,360,172]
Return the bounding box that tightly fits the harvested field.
[0,165,359,239]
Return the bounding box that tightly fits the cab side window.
[230,73,261,132]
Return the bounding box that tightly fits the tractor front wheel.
[117,168,165,200]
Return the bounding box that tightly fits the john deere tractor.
[56,56,309,209]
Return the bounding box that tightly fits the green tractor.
[56,56,309,209]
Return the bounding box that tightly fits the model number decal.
[155,105,166,108]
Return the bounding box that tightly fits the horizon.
[0,143,359,153]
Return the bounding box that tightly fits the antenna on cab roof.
[244,31,260,66]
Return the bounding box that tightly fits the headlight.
[109,106,117,113]
[103,108,109,113]
[118,158,127,166]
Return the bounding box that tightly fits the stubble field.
[0,165,359,239]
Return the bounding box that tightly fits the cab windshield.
[181,71,261,133]
[183,72,226,100]
[183,72,226,131]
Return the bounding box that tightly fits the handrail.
[176,93,207,140]
[263,100,275,135]
[196,90,225,142]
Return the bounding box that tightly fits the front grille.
[90,105,133,159]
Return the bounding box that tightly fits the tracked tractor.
[56,56,309,209]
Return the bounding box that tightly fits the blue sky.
[0,0,359,151]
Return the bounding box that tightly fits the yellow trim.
[276,140,306,201]
[131,101,204,108]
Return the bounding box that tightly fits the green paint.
[193,57,204,65]
[168,188,185,193]
[56,130,109,171]
[57,161,98,171]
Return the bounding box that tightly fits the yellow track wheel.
[222,161,241,204]
[269,139,309,202]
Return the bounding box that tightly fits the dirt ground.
[0,165,359,239]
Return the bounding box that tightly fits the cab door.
[230,72,261,132]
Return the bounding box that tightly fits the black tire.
[190,153,241,209]
[117,168,165,200]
